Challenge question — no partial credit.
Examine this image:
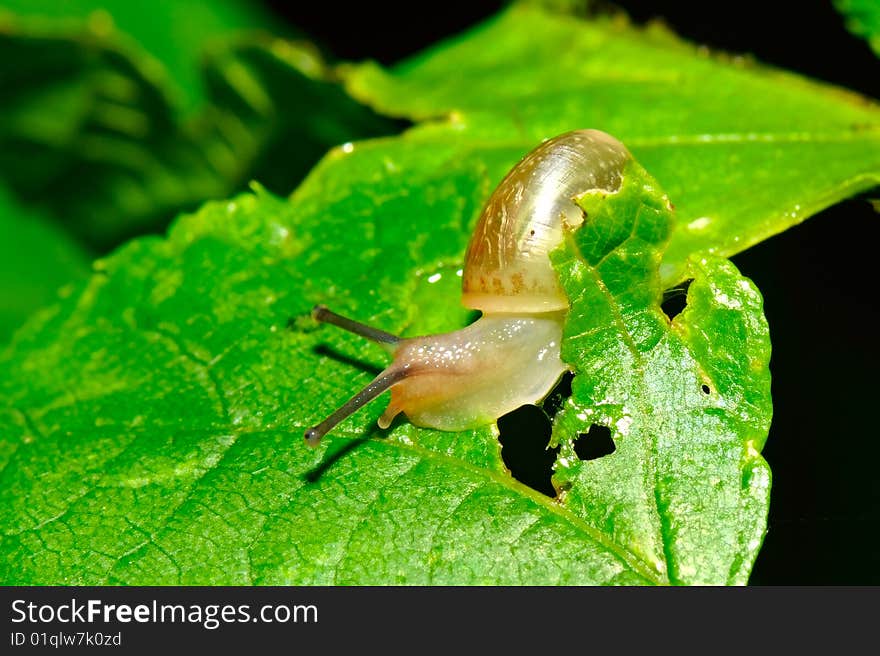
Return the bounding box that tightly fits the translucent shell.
[462,129,630,313]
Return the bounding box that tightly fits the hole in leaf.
[574,425,615,461]
[661,278,694,320]
[541,371,574,419]
[701,384,711,395]
[498,405,559,497]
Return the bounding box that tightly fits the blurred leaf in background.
[0,16,217,245]
[0,0,284,111]
[835,0,880,56]
[0,184,88,338]
[0,0,401,340]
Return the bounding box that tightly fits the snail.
[305,129,630,446]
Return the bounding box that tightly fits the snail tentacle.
[304,366,408,447]
[312,305,400,347]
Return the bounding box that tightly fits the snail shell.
[305,129,631,445]
[462,129,630,313]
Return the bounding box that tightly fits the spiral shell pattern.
[462,129,630,313]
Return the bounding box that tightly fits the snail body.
[305,129,630,446]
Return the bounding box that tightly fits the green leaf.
[0,185,89,341]
[550,162,771,584]
[0,118,770,583]
[835,0,880,56]
[343,5,880,284]
[0,0,283,111]
[0,18,399,247]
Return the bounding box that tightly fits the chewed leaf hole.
[498,405,559,497]
[541,371,574,418]
[661,278,694,320]
[573,425,615,461]
[701,383,711,395]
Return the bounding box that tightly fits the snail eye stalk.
[311,305,400,346]
[304,367,407,447]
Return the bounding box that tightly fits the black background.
[262,0,880,584]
